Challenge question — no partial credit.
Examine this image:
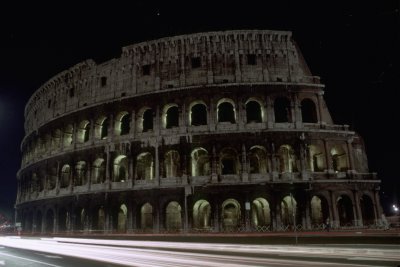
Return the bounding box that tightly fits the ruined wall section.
[24,30,322,137]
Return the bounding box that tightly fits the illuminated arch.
[217,98,236,123]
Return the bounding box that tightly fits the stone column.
[317,92,325,126]
[329,190,339,227]
[266,96,274,128]
[241,143,248,182]
[346,138,355,172]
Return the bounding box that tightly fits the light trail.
[0,236,399,267]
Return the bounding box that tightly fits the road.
[0,236,399,266]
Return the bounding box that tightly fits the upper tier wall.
[24,30,320,135]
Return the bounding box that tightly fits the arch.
[190,102,207,126]
[360,194,375,225]
[279,145,297,172]
[163,104,179,129]
[58,208,69,232]
[74,208,86,231]
[249,146,268,174]
[246,99,263,123]
[217,98,236,123]
[337,195,354,226]
[136,152,154,180]
[309,145,325,172]
[117,204,128,233]
[251,198,271,227]
[301,98,318,123]
[60,164,70,188]
[77,120,90,143]
[310,195,329,225]
[140,203,153,230]
[115,111,130,136]
[94,116,108,139]
[113,155,128,182]
[281,195,297,226]
[166,201,182,231]
[222,198,241,231]
[274,97,291,122]
[97,207,105,231]
[51,129,62,149]
[191,148,210,176]
[63,124,73,148]
[138,107,153,132]
[92,158,105,184]
[331,145,348,172]
[35,210,43,233]
[220,148,239,175]
[75,161,87,186]
[193,199,211,229]
[45,209,54,233]
[164,150,180,177]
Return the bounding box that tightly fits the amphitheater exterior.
[16,30,382,234]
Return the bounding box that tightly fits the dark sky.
[0,1,398,218]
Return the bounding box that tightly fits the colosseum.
[16,30,382,234]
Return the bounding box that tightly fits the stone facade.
[16,30,381,234]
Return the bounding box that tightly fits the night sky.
[0,2,398,218]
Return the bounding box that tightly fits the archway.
[140,203,153,230]
[249,146,268,174]
[246,100,262,123]
[337,195,354,226]
[281,195,297,226]
[114,155,128,182]
[166,201,182,231]
[274,97,291,122]
[301,98,318,123]
[193,199,211,229]
[190,103,207,126]
[191,148,210,176]
[117,204,128,233]
[164,150,180,177]
[251,198,271,228]
[217,99,236,123]
[310,195,329,225]
[360,195,375,225]
[136,152,154,180]
[222,199,241,231]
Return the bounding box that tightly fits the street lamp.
[393,204,399,214]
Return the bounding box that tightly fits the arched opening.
[251,198,271,228]
[113,155,128,182]
[164,106,179,129]
[301,98,318,123]
[63,124,73,148]
[117,204,127,233]
[249,146,268,174]
[309,145,325,172]
[47,166,57,190]
[35,211,42,233]
[140,203,153,230]
[193,200,211,229]
[220,148,239,175]
[77,120,90,143]
[310,195,329,225]
[337,195,354,226]
[97,207,105,231]
[360,195,375,225]
[142,108,153,132]
[166,201,182,231]
[120,113,130,135]
[74,161,87,186]
[136,152,154,180]
[94,116,108,139]
[60,165,70,188]
[281,195,297,226]
[164,150,180,177]
[45,209,54,233]
[222,199,241,231]
[191,148,210,176]
[279,145,297,172]
[58,208,68,232]
[75,208,86,231]
[190,103,207,126]
[92,158,105,184]
[274,97,291,122]
[51,129,62,149]
[246,100,262,123]
[331,146,348,172]
[217,101,236,123]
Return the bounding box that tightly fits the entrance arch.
[193,199,211,229]
[337,195,354,226]
[140,203,153,230]
[251,198,271,228]
[222,199,241,231]
[166,201,182,231]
